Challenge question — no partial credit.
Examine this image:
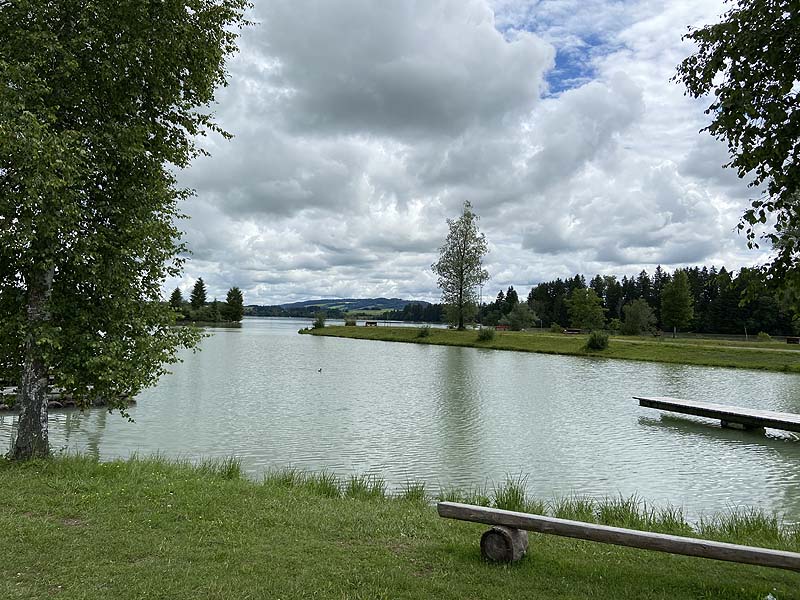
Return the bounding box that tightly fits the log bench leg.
[480,526,528,562]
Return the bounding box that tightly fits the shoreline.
[302,325,800,374]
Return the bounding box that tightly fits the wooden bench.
[787,336,800,344]
[364,321,378,327]
[563,328,581,334]
[494,324,509,331]
[437,502,800,570]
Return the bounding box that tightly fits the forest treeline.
[391,266,798,336]
[170,278,244,323]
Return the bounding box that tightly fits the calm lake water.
[2,317,800,521]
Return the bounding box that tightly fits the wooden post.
[480,526,528,563]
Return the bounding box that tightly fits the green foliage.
[436,485,492,507]
[190,278,208,310]
[223,287,244,322]
[344,474,386,501]
[398,481,428,504]
[550,495,597,523]
[699,507,785,548]
[492,475,545,514]
[416,324,431,338]
[608,318,622,334]
[675,2,800,294]
[585,330,609,351]
[507,302,535,331]
[431,201,489,330]
[0,0,250,458]
[661,270,694,336]
[549,322,563,333]
[196,456,242,480]
[312,311,326,329]
[476,327,495,341]
[757,331,771,341]
[621,298,657,335]
[169,288,184,311]
[344,317,357,326]
[566,288,606,330]
[4,457,799,599]
[307,471,342,499]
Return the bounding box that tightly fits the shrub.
[312,311,326,329]
[608,318,622,334]
[416,325,431,338]
[344,317,356,326]
[757,331,771,341]
[585,330,609,350]
[550,322,562,333]
[476,327,495,341]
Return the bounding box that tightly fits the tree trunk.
[12,268,55,460]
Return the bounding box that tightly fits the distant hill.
[279,298,429,311]
[244,297,431,318]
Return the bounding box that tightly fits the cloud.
[169,0,770,305]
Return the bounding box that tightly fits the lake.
[2,317,800,521]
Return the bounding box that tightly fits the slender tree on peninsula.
[432,201,489,330]
[0,0,250,459]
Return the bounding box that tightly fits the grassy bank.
[303,326,800,373]
[1,456,798,599]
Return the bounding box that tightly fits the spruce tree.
[225,287,244,322]
[190,278,208,310]
[169,288,184,310]
[661,270,694,338]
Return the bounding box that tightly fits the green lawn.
[303,326,800,373]
[0,457,798,599]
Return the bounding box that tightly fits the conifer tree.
[190,278,208,310]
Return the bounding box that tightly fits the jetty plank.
[634,396,800,433]
[437,502,800,571]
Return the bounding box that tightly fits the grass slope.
[0,457,798,599]
[304,326,800,373]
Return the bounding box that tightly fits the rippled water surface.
[3,317,800,520]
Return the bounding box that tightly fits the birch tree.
[431,201,489,330]
[0,0,250,459]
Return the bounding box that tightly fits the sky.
[169,0,771,306]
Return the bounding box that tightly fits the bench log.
[437,502,800,571]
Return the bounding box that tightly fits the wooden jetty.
[438,502,800,571]
[634,396,800,433]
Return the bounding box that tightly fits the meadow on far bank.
[303,325,800,374]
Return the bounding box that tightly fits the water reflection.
[432,346,484,485]
[1,317,799,522]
